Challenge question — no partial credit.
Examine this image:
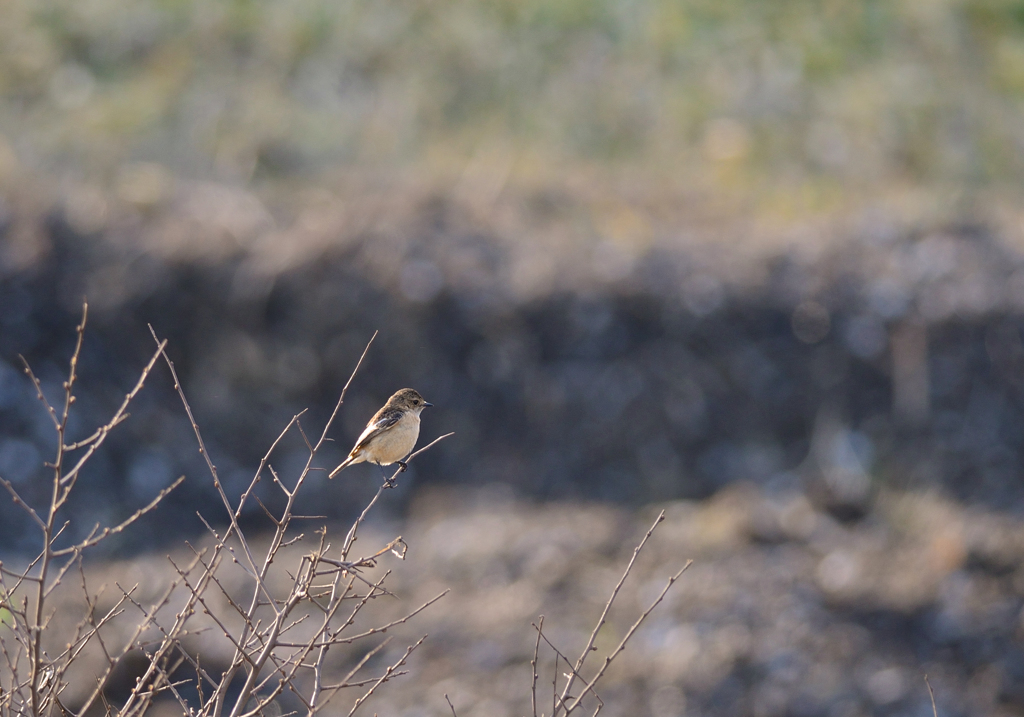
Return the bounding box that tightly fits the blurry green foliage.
[1,0,1024,193]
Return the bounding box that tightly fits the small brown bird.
[329,388,432,479]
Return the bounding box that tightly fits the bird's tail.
[329,456,355,479]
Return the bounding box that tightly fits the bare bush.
[0,309,450,716]
[0,305,689,717]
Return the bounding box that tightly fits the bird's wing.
[349,408,402,454]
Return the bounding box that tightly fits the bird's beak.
[423,402,434,408]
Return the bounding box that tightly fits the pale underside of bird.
[329,388,432,479]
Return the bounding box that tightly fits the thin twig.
[58,337,168,489]
[323,637,392,694]
[564,560,692,713]
[0,478,46,531]
[531,616,544,717]
[333,591,448,645]
[340,433,454,561]
[559,510,666,708]
[925,674,938,717]
[149,330,271,604]
[51,477,185,557]
[346,636,427,717]
[533,627,599,712]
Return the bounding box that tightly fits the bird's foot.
[397,461,408,473]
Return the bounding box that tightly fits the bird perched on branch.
[329,388,433,479]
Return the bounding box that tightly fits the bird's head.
[387,388,433,414]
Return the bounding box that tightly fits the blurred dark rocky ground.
[3,185,1024,552]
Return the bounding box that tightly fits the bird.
[329,388,433,480]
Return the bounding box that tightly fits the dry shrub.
[0,305,686,717]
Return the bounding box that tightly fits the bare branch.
[559,510,666,707]
[59,337,168,488]
[333,590,448,646]
[925,674,938,717]
[531,616,544,717]
[340,433,454,561]
[533,626,599,713]
[18,357,61,431]
[316,332,377,451]
[564,560,692,713]
[0,477,46,531]
[345,636,427,717]
[51,476,185,557]
[313,635,395,704]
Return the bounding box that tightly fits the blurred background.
[4,0,1024,714]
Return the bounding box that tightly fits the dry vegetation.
[0,307,689,717]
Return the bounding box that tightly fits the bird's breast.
[365,413,420,465]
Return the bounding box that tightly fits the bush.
[0,305,686,717]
